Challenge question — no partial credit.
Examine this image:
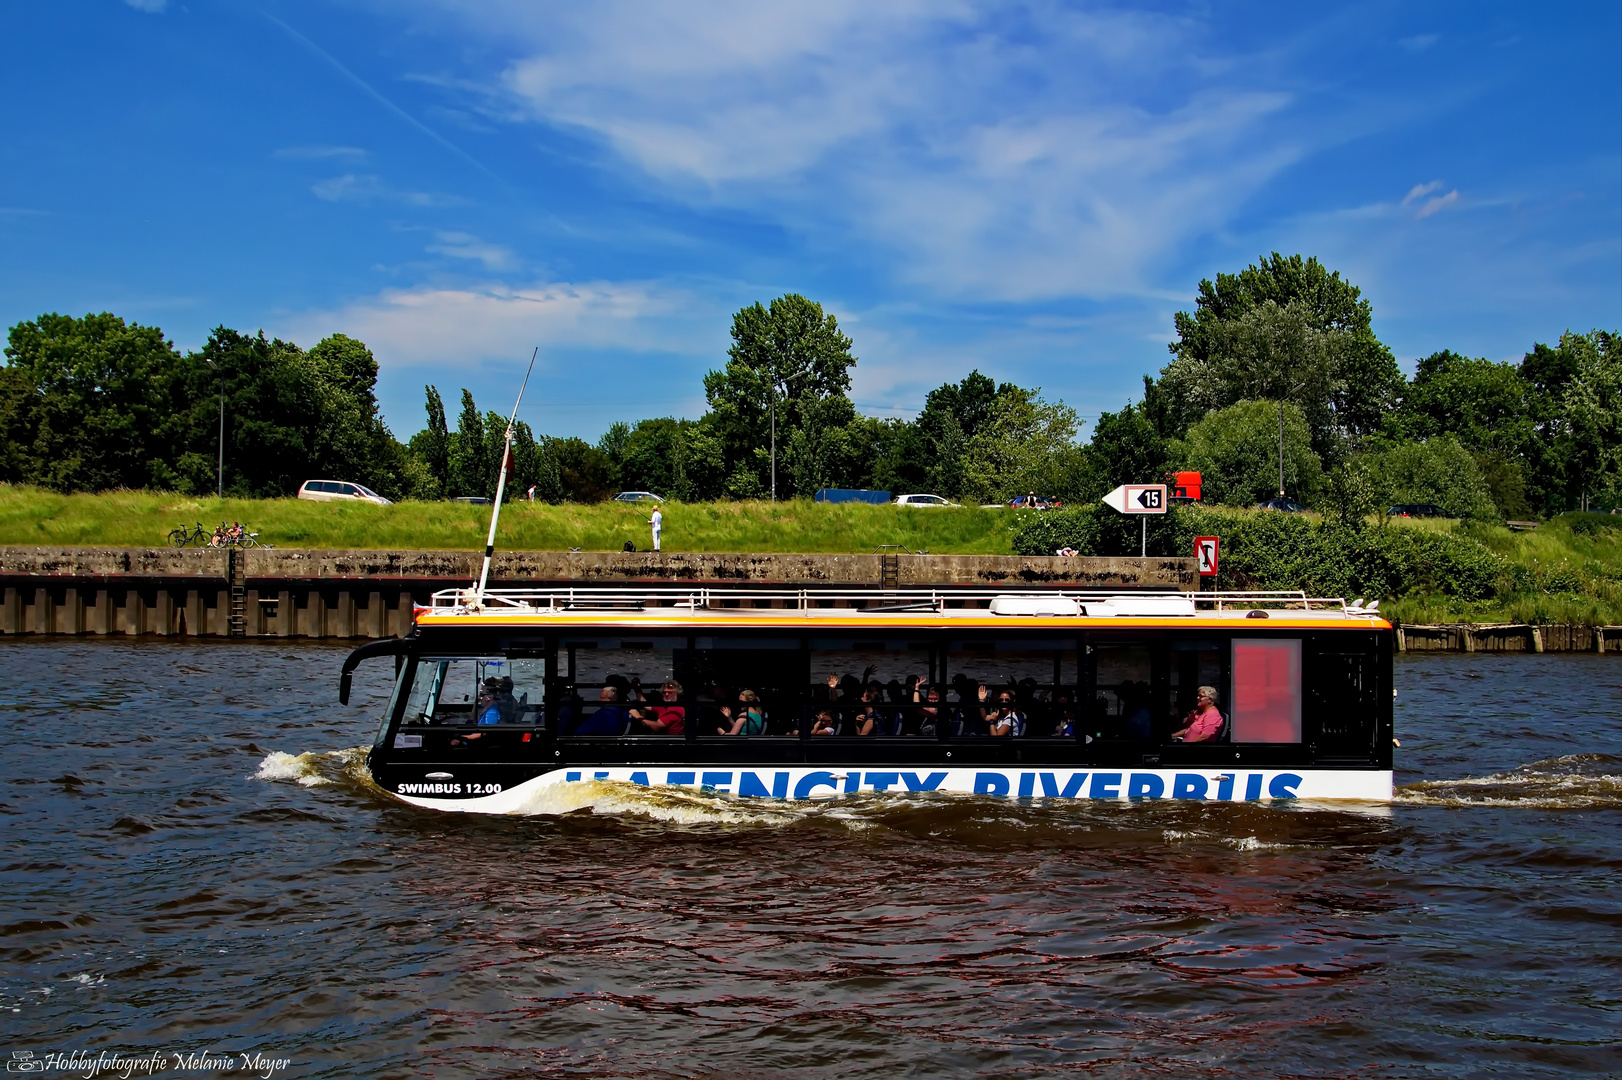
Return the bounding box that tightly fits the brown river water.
[0,641,1619,1078]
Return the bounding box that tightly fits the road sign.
[1195,535,1219,576]
[1101,484,1168,515]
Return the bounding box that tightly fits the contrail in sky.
[262,10,501,183]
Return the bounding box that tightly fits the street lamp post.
[1277,399,1286,498]
[205,359,224,498]
[1274,378,1310,500]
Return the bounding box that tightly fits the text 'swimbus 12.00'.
[342,585,1395,812]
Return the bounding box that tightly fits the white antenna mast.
[471,346,539,608]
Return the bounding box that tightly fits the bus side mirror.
[339,671,353,706]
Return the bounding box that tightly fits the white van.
[297,480,391,505]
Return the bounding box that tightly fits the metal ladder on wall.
[877,550,901,591]
[227,548,246,637]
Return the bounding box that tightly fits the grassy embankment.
[2,485,1617,624]
[0,485,1017,555]
[1385,515,1622,626]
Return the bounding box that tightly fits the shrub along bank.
[1013,505,1622,626]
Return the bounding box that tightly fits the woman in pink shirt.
[1172,686,1225,743]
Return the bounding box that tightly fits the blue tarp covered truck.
[814,488,892,504]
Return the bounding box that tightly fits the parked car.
[451,496,494,506]
[297,479,391,505]
[893,493,957,507]
[612,491,664,503]
[1256,497,1306,513]
[1387,503,1448,518]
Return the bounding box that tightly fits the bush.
[1361,436,1499,519]
[1014,503,1506,601]
[1170,400,1322,507]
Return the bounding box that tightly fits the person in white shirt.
[649,507,663,551]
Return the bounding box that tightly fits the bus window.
[1169,638,1229,742]
[810,638,936,736]
[948,637,1079,738]
[1308,642,1378,756]
[402,657,545,727]
[685,637,804,738]
[391,656,547,756]
[560,637,686,737]
[1091,643,1154,742]
[1231,639,1302,743]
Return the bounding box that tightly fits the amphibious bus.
[340,586,1395,812]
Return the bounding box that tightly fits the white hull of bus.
[388,765,1395,814]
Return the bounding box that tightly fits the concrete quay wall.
[0,546,1194,640]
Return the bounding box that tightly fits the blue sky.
[1,1,1617,442]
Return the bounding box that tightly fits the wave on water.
[1398,753,1622,809]
[254,747,371,789]
[504,777,890,830]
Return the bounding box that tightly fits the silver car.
[296,479,391,505]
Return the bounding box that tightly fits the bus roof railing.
[425,586,1374,616]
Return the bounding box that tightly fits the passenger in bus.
[495,676,521,723]
[1171,686,1224,743]
[475,684,502,725]
[850,684,887,736]
[987,691,1026,737]
[914,683,943,737]
[1121,681,1153,740]
[810,707,840,735]
[717,689,766,735]
[573,685,629,736]
[1050,689,1076,737]
[633,680,686,736]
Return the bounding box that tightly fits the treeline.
[3,257,1617,517]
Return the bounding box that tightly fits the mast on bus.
[471,347,539,609]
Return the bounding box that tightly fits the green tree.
[914,370,1001,497]
[1170,399,1322,507]
[4,312,182,491]
[164,328,319,497]
[409,385,452,496]
[552,437,613,502]
[596,421,631,493]
[958,388,1083,504]
[1162,253,1402,446]
[1561,330,1622,509]
[1390,350,1531,450]
[704,294,857,497]
[304,333,404,496]
[1072,402,1168,502]
[1361,437,1499,519]
[1162,299,1347,458]
[0,364,34,483]
[448,389,488,498]
[512,422,562,503]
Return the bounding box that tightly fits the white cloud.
[425,231,517,271]
[400,1,1316,302]
[310,174,464,207]
[123,0,166,12]
[280,279,707,369]
[1413,190,1460,219]
[1403,180,1444,205]
[1398,34,1439,52]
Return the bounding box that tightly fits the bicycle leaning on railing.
[165,522,274,549]
[167,521,211,548]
